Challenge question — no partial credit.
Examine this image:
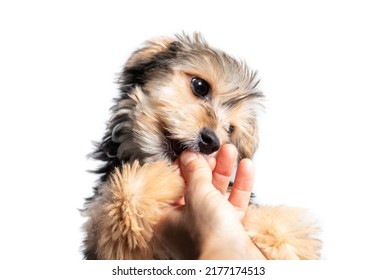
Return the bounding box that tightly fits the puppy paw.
[243,205,322,260]
[88,161,184,259]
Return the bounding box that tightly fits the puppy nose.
[199,127,220,154]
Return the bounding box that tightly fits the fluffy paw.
[243,205,322,260]
[85,161,184,259]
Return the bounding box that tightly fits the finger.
[179,151,212,192]
[176,153,214,206]
[205,156,216,172]
[228,159,254,212]
[212,144,238,195]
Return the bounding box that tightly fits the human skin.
[155,144,266,260]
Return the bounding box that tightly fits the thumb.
[179,151,212,189]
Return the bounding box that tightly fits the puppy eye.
[228,124,235,134]
[191,77,210,98]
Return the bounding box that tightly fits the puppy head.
[98,33,263,166]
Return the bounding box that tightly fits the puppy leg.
[83,161,184,259]
[243,205,322,260]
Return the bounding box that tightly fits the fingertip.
[179,151,198,166]
[239,158,254,172]
[221,143,238,157]
[179,151,212,185]
[228,159,255,212]
[233,159,255,192]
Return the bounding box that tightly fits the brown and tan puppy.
[82,33,321,260]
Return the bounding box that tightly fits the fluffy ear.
[92,36,180,177]
[126,36,173,68]
[119,37,177,89]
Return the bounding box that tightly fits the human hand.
[155,144,266,260]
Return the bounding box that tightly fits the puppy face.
[99,33,263,165]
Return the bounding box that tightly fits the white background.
[1,0,376,278]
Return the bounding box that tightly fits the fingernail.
[180,151,198,166]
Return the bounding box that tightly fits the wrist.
[199,228,266,260]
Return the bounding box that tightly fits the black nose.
[199,128,220,154]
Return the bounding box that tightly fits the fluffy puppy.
[82,33,321,260]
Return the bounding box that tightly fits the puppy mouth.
[165,134,186,161]
[165,128,220,161]
[170,138,186,158]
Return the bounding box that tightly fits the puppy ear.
[233,124,259,160]
[126,36,173,68]
[119,36,180,89]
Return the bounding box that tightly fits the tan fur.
[126,36,173,68]
[84,161,184,259]
[83,33,321,260]
[243,205,321,260]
